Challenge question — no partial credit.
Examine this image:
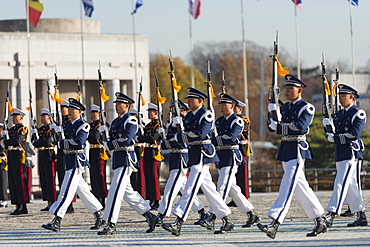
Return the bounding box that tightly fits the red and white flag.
[189,0,201,19]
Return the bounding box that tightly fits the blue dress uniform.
[158,101,206,222]
[208,94,259,229]
[45,99,102,229]
[98,93,158,236]
[324,84,367,227]
[162,88,232,236]
[258,75,326,239]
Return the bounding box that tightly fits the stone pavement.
[1,191,370,246]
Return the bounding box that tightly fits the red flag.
[28,0,44,27]
[189,0,201,19]
[292,0,303,10]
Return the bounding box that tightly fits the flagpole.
[79,0,86,105]
[189,14,195,88]
[294,3,301,79]
[240,0,248,118]
[132,0,139,94]
[26,0,31,103]
[349,1,355,87]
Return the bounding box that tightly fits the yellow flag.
[208,83,216,98]
[276,57,290,76]
[76,93,81,101]
[54,89,64,103]
[324,76,331,96]
[156,90,166,105]
[100,83,110,102]
[140,93,146,106]
[171,73,181,93]
[332,83,338,97]
[7,100,14,113]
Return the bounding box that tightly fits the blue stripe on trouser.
[222,166,234,200]
[163,169,182,216]
[182,170,202,219]
[53,168,76,216]
[335,165,352,215]
[107,166,127,222]
[276,162,300,222]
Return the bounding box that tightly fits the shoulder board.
[201,110,213,123]
[241,116,250,123]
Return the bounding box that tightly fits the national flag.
[292,0,303,10]
[131,0,143,15]
[349,0,359,6]
[28,0,44,27]
[82,0,94,17]
[189,0,201,19]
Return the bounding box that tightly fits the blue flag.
[131,0,143,14]
[349,0,359,6]
[82,0,94,17]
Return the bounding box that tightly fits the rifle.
[3,81,11,139]
[268,32,282,123]
[97,66,110,141]
[53,71,65,139]
[221,71,226,94]
[155,69,166,140]
[204,60,217,137]
[332,68,341,114]
[168,52,183,133]
[321,54,335,133]
[76,78,86,121]
[137,77,145,136]
[28,89,39,142]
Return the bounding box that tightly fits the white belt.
[143,143,158,148]
[282,135,306,142]
[170,149,188,153]
[188,140,211,145]
[63,149,84,154]
[115,146,135,152]
[239,140,248,145]
[217,145,239,150]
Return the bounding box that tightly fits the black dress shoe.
[323,211,335,228]
[306,216,327,237]
[66,204,74,214]
[143,211,159,233]
[227,200,237,207]
[98,222,116,235]
[340,208,355,217]
[347,211,368,227]
[242,209,261,228]
[10,204,28,215]
[194,208,209,225]
[162,217,183,236]
[214,216,235,234]
[156,213,165,227]
[40,205,50,212]
[257,220,280,239]
[42,216,62,232]
[199,213,216,230]
[91,211,105,230]
[150,200,159,210]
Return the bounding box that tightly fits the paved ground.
[1,191,370,246]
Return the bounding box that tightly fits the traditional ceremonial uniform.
[33,108,57,211]
[323,84,367,228]
[206,94,259,230]
[158,100,207,225]
[162,88,232,236]
[2,108,30,215]
[0,125,8,207]
[258,75,326,239]
[42,99,103,232]
[98,93,158,236]
[87,105,108,208]
[137,103,162,209]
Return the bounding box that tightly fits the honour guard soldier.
[137,103,162,210]
[87,104,108,209]
[162,88,233,236]
[32,108,57,211]
[257,75,327,239]
[158,100,209,226]
[201,94,260,232]
[323,84,367,228]
[0,108,30,215]
[42,99,104,232]
[55,101,74,214]
[97,93,159,235]
[0,123,8,208]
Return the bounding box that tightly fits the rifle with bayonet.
[321,54,335,133]
[97,66,110,141]
[2,81,11,139]
[221,71,226,94]
[332,68,341,114]
[168,53,183,133]
[268,32,282,123]
[137,77,145,136]
[204,60,217,137]
[53,71,65,139]
[155,69,166,140]
[76,78,86,121]
[28,89,39,142]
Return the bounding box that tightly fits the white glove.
[54,126,62,133]
[31,128,38,135]
[103,141,109,150]
[322,118,332,127]
[326,133,334,142]
[172,116,181,127]
[0,140,4,148]
[98,125,107,134]
[158,127,165,136]
[268,118,277,131]
[268,103,277,113]
[1,130,8,137]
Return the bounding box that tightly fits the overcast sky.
[2,0,370,71]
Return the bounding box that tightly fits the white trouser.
[103,166,151,224]
[172,163,231,221]
[49,168,102,218]
[327,159,366,214]
[158,168,204,217]
[268,159,324,223]
[209,165,254,215]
